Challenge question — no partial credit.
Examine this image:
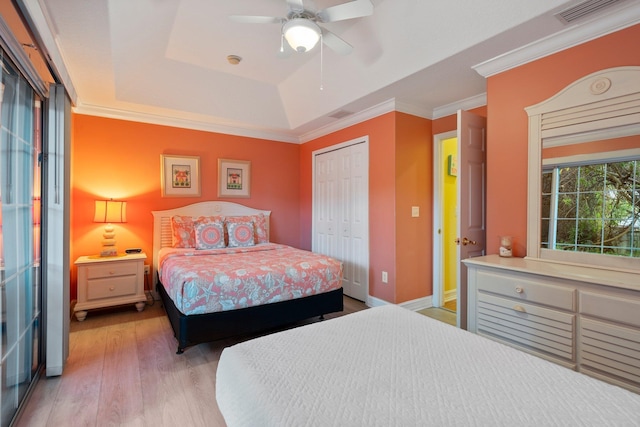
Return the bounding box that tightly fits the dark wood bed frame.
[152,201,344,354]
[158,283,343,353]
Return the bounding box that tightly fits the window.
[542,159,639,258]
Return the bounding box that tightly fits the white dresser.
[464,255,640,393]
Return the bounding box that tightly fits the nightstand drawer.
[87,275,138,300]
[477,270,575,311]
[86,262,139,279]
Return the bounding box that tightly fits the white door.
[313,139,369,302]
[456,110,487,329]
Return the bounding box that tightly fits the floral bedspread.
[158,244,343,315]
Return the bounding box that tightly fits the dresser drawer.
[85,261,139,279]
[579,291,640,328]
[580,317,640,391]
[478,293,575,362]
[87,275,138,300]
[477,270,575,311]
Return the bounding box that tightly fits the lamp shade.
[94,200,127,223]
[283,18,321,53]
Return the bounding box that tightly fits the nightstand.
[74,253,147,321]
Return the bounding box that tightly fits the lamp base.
[100,247,118,257]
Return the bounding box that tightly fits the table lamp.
[94,199,126,256]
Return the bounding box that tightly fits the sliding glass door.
[0,48,42,426]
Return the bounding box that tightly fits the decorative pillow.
[194,219,226,250]
[227,221,255,247]
[225,214,269,244]
[171,215,196,248]
[171,215,225,248]
[252,213,269,244]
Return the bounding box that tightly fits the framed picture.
[160,155,201,197]
[447,154,458,177]
[218,158,251,198]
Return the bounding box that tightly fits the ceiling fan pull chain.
[320,33,324,91]
[280,31,285,53]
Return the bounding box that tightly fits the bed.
[216,304,640,426]
[151,201,344,354]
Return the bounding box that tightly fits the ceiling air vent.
[328,110,353,119]
[555,0,629,24]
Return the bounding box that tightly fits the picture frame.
[160,155,201,197]
[447,154,458,177]
[218,158,251,198]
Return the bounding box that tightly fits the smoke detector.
[227,55,242,65]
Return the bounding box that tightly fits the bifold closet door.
[314,141,368,302]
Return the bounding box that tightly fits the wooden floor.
[14,296,368,427]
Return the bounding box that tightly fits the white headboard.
[151,201,271,288]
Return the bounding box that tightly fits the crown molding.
[298,99,397,143]
[432,93,487,119]
[73,103,301,144]
[473,3,640,78]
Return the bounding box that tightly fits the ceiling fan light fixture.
[283,18,321,53]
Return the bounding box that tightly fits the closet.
[313,139,369,302]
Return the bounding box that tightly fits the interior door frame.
[432,130,457,309]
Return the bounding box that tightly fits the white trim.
[73,104,301,144]
[432,94,487,119]
[366,295,389,308]
[444,289,457,303]
[398,295,433,312]
[473,3,640,78]
[300,99,396,143]
[526,66,640,272]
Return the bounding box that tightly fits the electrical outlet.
[382,271,388,283]
[144,265,150,275]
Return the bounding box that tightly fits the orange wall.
[486,23,640,257]
[395,112,432,302]
[71,115,300,300]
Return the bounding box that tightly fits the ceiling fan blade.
[317,0,373,23]
[286,0,305,12]
[321,28,353,55]
[229,15,284,24]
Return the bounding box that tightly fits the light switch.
[411,206,419,217]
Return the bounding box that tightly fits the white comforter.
[216,305,640,426]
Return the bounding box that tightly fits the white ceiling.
[21,0,640,142]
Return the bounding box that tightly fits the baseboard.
[444,289,457,302]
[366,295,433,312]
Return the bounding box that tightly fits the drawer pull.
[109,286,115,291]
[513,305,526,313]
[515,286,524,294]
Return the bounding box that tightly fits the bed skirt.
[158,281,344,353]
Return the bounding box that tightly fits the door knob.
[455,237,477,246]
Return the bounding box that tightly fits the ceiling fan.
[230,0,373,56]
